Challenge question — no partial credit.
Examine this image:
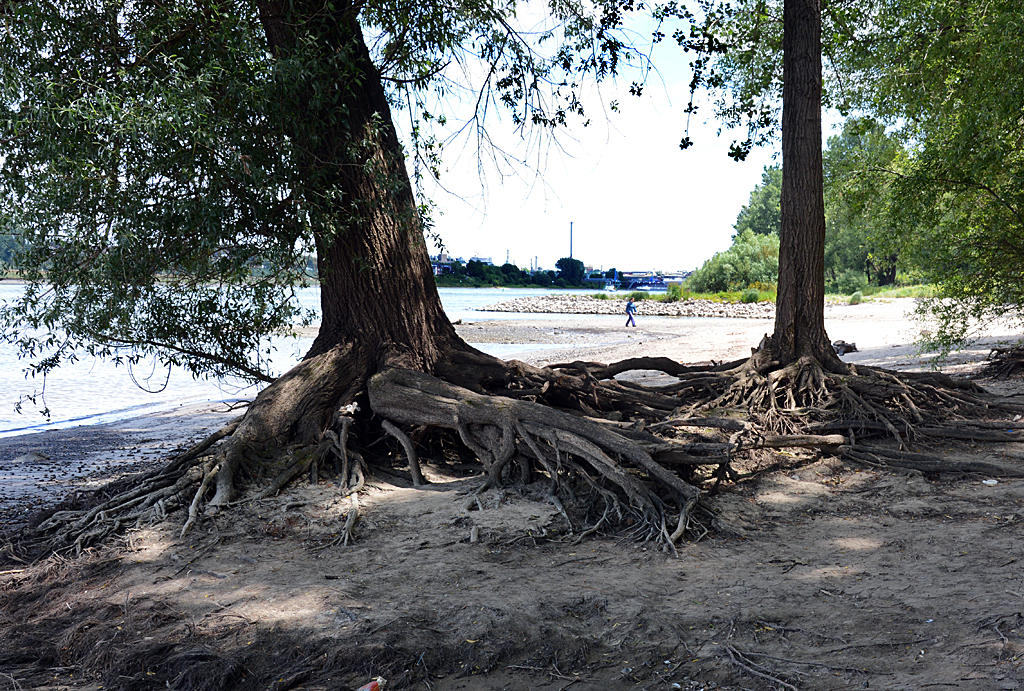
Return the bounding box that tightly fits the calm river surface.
[0,285,585,435]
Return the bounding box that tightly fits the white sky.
[418,75,783,274]
[410,18,846,275]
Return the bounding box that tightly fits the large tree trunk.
[200,1,500,506]
[258,0,460,368]
[769,0,843,370]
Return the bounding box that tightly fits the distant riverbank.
[482,293,775,318]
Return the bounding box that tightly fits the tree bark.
[772,0,843,370]
[257,1,461,370]
[200,2,504,506]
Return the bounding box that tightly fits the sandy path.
[459,297,1023,373]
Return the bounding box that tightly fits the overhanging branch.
[84,330,275,384]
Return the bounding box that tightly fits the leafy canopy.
[719,117,906,294]
[823,117,904,289]
[733,165,781,238]
[836,0,1024,352]
[555,257,586,285]
[0,0,655,386]
[654,0,866,159]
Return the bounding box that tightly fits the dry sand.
[3,297,1024,691]
[460,296,1022,374]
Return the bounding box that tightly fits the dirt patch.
[3,301,1024,690]
[5,419,1024,690]
[0,403,241,532]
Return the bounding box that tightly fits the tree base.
[16,344,1024,558]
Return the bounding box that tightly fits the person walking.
[625,298,637,327]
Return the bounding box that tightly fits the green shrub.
[626,290,649,301]
[686,229,780,293]
[741,288,761,303]
[849,290,863,305]
[837,269,868,295]
[662,283,687,303]
[591,292,610,300]
[747,281,777,300]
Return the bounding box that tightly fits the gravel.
[481,294,775,318]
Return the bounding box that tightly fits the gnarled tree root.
[18,345,1024,558]
[368,366,703,542]
[841,446,1024,476]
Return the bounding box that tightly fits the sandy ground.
[457,298,1020,374]
[3,298,1024,691]
[0,403,246,532]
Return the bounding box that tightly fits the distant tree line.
[689,117,907,295]
[435,257,588,288]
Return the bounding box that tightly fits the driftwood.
[982,344,1024,378]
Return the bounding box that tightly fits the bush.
[747,281,777,299]
[837,269,868,295]
[591,292,610,300]
[626,290,649,301]
[662,283,687,303]
[741,288,761,303]
[849,291,863,305]
[687,229,780,293]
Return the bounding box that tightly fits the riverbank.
[5,297,1021,531]
[461,296,1023,374]
[0,401,242,531]
[481,293,775,318]
[5,297,1024,691]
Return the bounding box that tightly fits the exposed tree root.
[381,419,424,485]
[840,446,1024,476]
[368,366,702,543]
[341,494,360,545]
[15,343,1024,559]
[981,344,1024,379]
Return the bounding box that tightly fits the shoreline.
[456,297,1024,389]
[3,297,1023,532]
[0,401,242,531]
[480,293,775,318]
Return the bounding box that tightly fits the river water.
[0,285,589,435]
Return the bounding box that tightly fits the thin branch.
[380,60,450,85]
[84,331,275,383]
[869,166,1024,228]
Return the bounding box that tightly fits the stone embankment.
[481,294,775,318]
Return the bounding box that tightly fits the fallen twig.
[723,644,799,691]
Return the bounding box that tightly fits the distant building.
[663,271,692,284]
[430,253,460,275]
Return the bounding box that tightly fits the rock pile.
[481,294,775,319]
